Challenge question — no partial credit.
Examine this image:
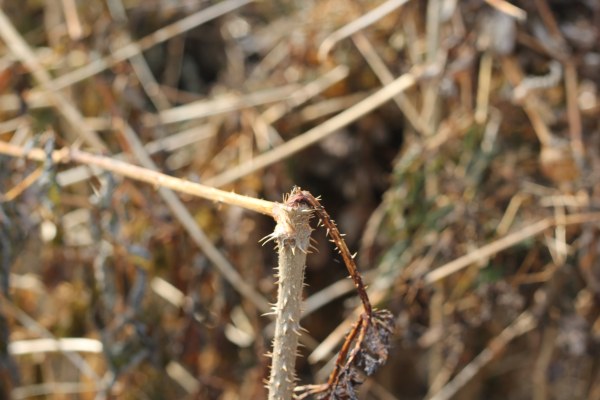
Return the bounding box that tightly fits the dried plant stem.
[425,212,600,284]
[429,311,536,400]
[500,56,554,146]
[0,141,275,217]
[267,202,313,400]
[47,0,255,91]
[205,66,423,187]
[352,32,426,134]
[318,0,411,61]
[484,0,527,21]
[0,10,105,150]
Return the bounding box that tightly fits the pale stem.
[0,141,275,217]
[267,203,312,400]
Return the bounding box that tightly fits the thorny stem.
[266,192,313,400]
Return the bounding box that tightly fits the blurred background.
[1,0,600,399]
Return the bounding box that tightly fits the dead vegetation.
[1,0,600,399]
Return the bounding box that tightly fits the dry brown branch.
[0,141,275,216]
[318,0,412,61]
[429,311,537,400]
[146,84,300,125]
[484,0,527,21]
[56,124,216,187]
[0,10,105,149]
[0,136,278,316]
[205,65,424,187]
[501,56,555,146]
[0,136,279,317]
[0,296,103,386]
[351,32,426,134]
[116,120,276,314]
[426,213,600,284]
[46,0,255,92]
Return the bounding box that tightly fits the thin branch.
[429,311,537,400]
[56,124,215,187]
[205,65,424,187]
[352,32,426,134]
[0,10,105,150]
[0,295,103,384]
[484,0,527,21]
[47,0,256,92]
[287,189,394,399]
[9,338,103,355]
[318,0,412,61]
[425,212,600,284]
[0,141,275,217]
[147,84,302,125]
